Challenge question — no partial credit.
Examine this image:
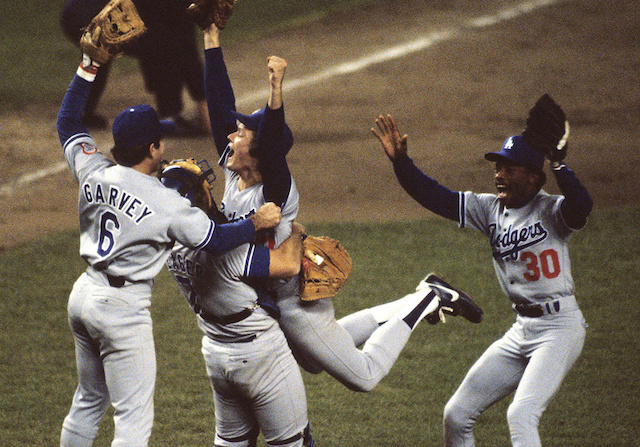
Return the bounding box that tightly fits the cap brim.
[231,110,263,131]
[484,152,508,162]
[159,119,176,136]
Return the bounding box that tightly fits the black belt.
[106,274,130,288]
[513,300,560,318]
[198,307,254,325]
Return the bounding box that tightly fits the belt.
[106,274,128,288]
[198,307,254,325]
[513,300,561,318]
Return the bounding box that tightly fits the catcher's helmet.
[159,158,216,210]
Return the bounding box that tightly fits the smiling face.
[494,159,542,208]
[226,123,258,173]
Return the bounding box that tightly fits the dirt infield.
[1,0,638,249]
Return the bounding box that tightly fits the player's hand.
[267,56,287,87]
[291,221,306,236]
[251,203,282,230]
[203,23,221,50]
[371,114,408,161]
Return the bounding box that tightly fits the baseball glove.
[300,236,353,301]
[186,0,237,30]
[522,93,570,162]
[80,0,147,65]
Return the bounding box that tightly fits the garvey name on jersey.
[82,182,155,224]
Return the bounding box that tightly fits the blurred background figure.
[60,0,210,136]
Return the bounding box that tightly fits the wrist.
[76,54,100,82]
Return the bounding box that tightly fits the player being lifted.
[55,3,282,444]
[196,16,482,398]
[372,96,592,446]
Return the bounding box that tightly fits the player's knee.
[443,399,474,435]
[60,425,95,447]
[507,400,542,434]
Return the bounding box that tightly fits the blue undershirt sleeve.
[202,218,256,255]
[554,165,593,229]
[257,105,292,207]
[392,155,460,221]
[204,48,238,156]
[57,75,91,147]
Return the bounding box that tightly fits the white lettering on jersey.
[83,182,155,224]
[166,251,204,279]
[489,221,548,261]
[221,204,256,223]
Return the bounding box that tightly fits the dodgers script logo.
[489,222,548,261]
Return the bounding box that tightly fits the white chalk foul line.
[1,0,557,196]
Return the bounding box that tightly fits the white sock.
[368,293,424,324]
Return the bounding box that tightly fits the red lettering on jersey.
[522,249,561,281]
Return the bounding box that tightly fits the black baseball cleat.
[421,273,483,324]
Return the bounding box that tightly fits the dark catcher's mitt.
[187,0,237,30]
[522,93,570,162]
[80,0,146,65]
[300,236,353,301]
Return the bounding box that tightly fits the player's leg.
[201,336,259,447]
[506,310,587,446]
[234,328,310,447]
[278,285,439,392]
[443,323,527,447]
[96,287,156,447]
[336,291,420,346]
[61,275,110,447]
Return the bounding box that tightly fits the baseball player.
[372,106,592,446]
[160,159,314,447]
[201,21,483,394]
[56,47,281,446]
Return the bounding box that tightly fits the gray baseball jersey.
[444,189,587,446]
[219,148,299,248]
[461,190,575,304]
[66,135,215,281]
[167,242,310,445]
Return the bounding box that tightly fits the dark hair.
[111,139,160,167]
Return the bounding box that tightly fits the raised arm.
[553,163,593,230]
[203,24,238,156]
[372,114,460,221]
[257,56,294,206]
[57,57,96,147]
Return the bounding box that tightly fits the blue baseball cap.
[485,135,544,171]
[112,104,175,149]
[231,108,294,154]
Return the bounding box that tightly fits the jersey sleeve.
[166,195,218,248]
[257,105,293,207]
[204,47,239,156]
[553,165,593,230]
[392,155,460,221]
[460,191,497,235]
[242,245,270,278]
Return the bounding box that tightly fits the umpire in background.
[60,0,209,135]
[372,95,592,446]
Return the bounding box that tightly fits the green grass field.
[1,208,639,446]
